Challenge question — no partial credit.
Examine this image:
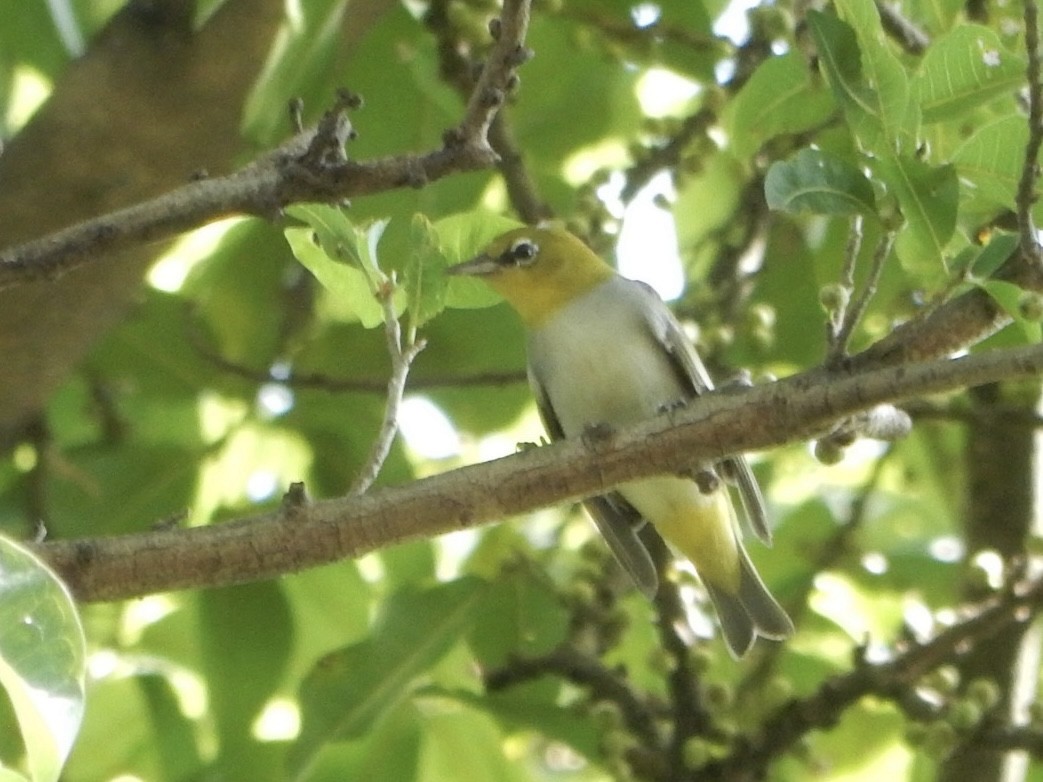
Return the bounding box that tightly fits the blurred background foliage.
[0,0,1041,780]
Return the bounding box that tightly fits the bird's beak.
[446,253,499,277]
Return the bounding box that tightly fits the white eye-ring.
[507,239,539,265]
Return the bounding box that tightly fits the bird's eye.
[507,239,539,265]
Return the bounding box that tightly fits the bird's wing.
[529,366,659,598]
[634,282,772,545]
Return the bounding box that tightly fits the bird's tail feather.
[705,543,793,658]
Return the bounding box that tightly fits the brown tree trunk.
[0,0,283,444]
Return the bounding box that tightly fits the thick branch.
[0,0,533,290]
[34,341,1043,602]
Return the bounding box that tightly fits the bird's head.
[448,226,615,327]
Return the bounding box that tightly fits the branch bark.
[34,341,1043,602]
[0,0,533,289]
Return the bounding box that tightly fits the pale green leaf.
[432,211,523,310]
[915,24,1025,123]
[901,0,964,35]
[405,214,451,329]
[414,706,529,782]
[284,205,399,328]
[284,227,385,328]
[971,232,1019,278]
[0,536,85,782]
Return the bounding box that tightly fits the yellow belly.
[619,476,740,593]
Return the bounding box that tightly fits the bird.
[448,225,793,656]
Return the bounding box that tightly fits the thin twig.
[424,0,549,223]
[1017,0,1043,266]
[485,644,663,745]
[187,316,525,392]
[622,108,716,202]
[875,0,930,54]
[645,531,717,777]
[840,215,863,293]
[831,230,895,363]
[488,112,552,223]
[741,449,893,695]
[349,282,427,495]
[826,215,864,357]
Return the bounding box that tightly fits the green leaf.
[199,582,293,755]
[952,115,1028,210]
[298,701,422,781]
[765,148,877,216]
[809,7,914,153]
[979,279,1043,342]
[137,674,204,778]
[0,536,85,782]
[407,209,520,325]
[240,0,346,145]
[405,214,451,329]
[915,24,1025,123]
[413,703,529,782]
[465,565,567,669]
[875,154,958,274]
[726,52,837,158]
[284,205,393,328]
[837,0,917,149]
[901,0,964,35]
[446,687,604,761]
[289,578,486,777]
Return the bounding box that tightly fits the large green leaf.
[726,52,837,158]
[875,154,958,275]
[809,7,914,153]
[0,536,85,782]
[835,0,918,148]
[464,564,567,669]
[915,24,1025,123]
[765,148,877,216]
[979,279,1043,342]
[199,582,293,760]
[415,704,529,782]
[952,115,1028,211]
[288,578,486,777]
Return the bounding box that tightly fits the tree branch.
[704,573,1043,779]
[1017,0,1043,266]
[0,0,533,290]
[33,340,1043,602]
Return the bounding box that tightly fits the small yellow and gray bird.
[449,225,793,656]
